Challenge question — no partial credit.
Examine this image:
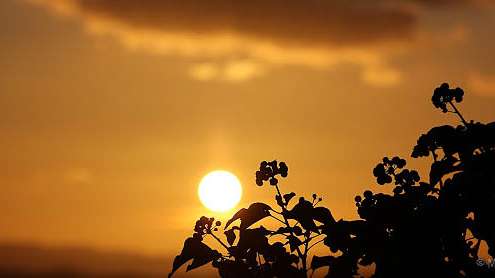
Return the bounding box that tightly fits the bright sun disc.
[198,170,242,212]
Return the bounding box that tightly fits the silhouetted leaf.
[169,237,220,277]
[224,228,238,246]
[236,226,270,253]
[313,207,336,225]
[429,158,459,185]
[272,225,304,237]
[284,197,318,232]
[272,226,291,235]
[283,192,296,204]
[225,202,272,230]
[311,255,332,270]
[287,235,303,252]
[215,259,252,278]
[293,225,303,236]
[186,256,213,272]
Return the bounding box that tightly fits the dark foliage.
[169,83,495,278]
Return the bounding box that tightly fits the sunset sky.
[1,0,495,271]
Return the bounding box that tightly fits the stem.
[303,233,325,255]
[209,231,229,251]
[274,184,284,205]
[449,101,468,126]
[305,233,324,243]
[307,238,325,251]
[270,215,287,225]
[274,184,307,274]
[303,231,310,268]
[431,150,444,189]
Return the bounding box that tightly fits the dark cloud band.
[72,0,417,47]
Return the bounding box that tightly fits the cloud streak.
[29,0,491,85]
[70,1,418,47]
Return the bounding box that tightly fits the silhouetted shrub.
[169,83,495,278]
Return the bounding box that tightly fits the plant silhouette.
[169,83,495,278]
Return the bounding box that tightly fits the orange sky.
[1,0,495,264]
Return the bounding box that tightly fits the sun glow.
[198,170,242,212]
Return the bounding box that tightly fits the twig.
[274,184,307,273]
[307,238,325,251]
[270,214,286,225]
[449,101,468,126]
[431,150,444,189]
[209,231,230,251]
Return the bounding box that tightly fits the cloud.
[28,0,489,85]
[189,63,219,81]
[468,71,495,97]
[362,66,402,87]
[189,61,263,82]
[46,0,418,47]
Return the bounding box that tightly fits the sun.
[198,170,242,212]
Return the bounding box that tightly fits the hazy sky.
[1,0,495,260]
